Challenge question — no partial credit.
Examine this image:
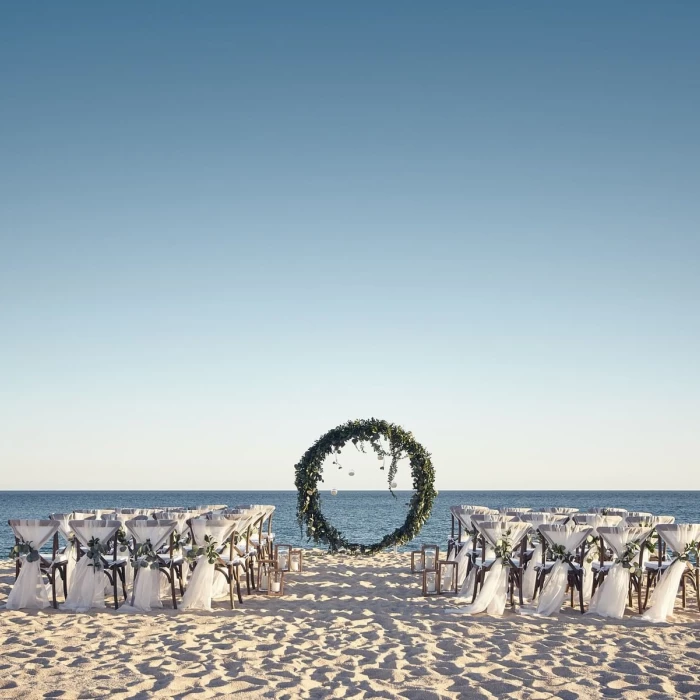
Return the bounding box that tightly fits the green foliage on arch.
[294,418,436,554]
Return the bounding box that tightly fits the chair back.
[519,512,569,526]
[68,519,121,548]
[125,519,177,550]
[188,517,237,548]
[8,519,61,554]
[541,507,579,514]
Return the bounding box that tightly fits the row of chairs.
[5,504,276,611]
[446,505,699,621]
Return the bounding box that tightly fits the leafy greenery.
[614,541,646,576]
[294,418,436,554]
[86,537,106,572]
[674,540,699,563]
[550,543,575,563]
[132,539,160,570]
[116,527,129,553]
[9,540,40,563]
[493,529,515,563]
[186,534,220,565]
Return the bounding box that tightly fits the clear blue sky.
[1,2,698,490]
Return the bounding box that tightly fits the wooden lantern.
[289,548,303,573]
[422,544,439,571]
[422,568,438,596]
[410,550,424,573]
[437,560,458,594]
[267,568,285,596]
[274,544,292,572]
[257,559,274,594]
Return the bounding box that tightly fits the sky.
[1,2,698,490]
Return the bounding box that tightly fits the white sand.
[1,552,699,699]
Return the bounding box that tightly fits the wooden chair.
[8,519,65,609]
[125,519,179,610]
[70,519,128,609]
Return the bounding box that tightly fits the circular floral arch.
[294,418,437,554]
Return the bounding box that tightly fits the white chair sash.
[49,513,79,591]
[572,514,623,602]
[452,521,531,616]
[519,514,571,599]
[642,524,700,623]
[448,507,492,583]
[122,519,177,612]
[542,507,579,515]
[6,520,61,610]
[62,520,121,612]
[180,519,237,611]
[534,524,592,616]
[587,526,653,619]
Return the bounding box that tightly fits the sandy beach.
[1,552,699,699]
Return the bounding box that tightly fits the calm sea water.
[1,490,698,557]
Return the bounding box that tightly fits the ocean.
[1,490,698,557]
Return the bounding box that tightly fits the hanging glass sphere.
[390,481,397,489]
[348,470,355,476]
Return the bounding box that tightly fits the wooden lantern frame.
[437,560,458,595]
[410,550,424,573]
[289,548,304,573]
[257,559,274,594]
[421,544,439,571]
[267,568,285,596]
[274,544,292,572]
[422,568,439,596]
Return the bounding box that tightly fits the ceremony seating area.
[423,505,700,622]
[4,504,295,612]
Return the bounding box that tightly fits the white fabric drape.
[518,513,570,600]
[572,514,623,602]
[180,519,237,611]
[448,507,491,587]
[49,513,78,593]
[62,521,120,612]
[587,526,652,619]
[6,521,61,610]
[588,508,628,518]
[499,507,532,514]
[542,507,579,515]
[451,521,530,616]
[454,514,513,593]
[533,524,592,616]
[642,524,700,623]
[120,520,176,612]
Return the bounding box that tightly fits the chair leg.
[234,567,243,605]
[250,558,257,589]
[113,571,120,610]
[518,571,524,606]
[533,570,542,602]
[178,564,185,596]
[229,572,235,610]
[577,573,585,614]
[509,572,514,608]
[682,576,687,608]
[636,575,642,614]
[643,570,653,610]
[170,566,178,610]
[51,570,58,609]
[471,568,480,602]
[121,567,128,602]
